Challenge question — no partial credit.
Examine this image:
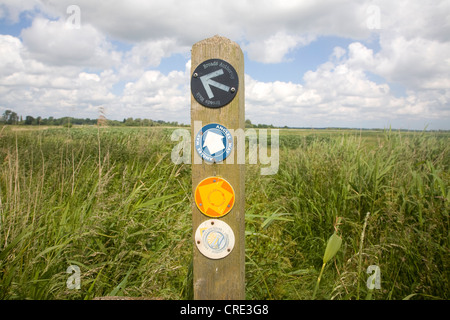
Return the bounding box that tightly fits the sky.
[0,0,449,130]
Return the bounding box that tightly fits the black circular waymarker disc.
[191,58,239,108]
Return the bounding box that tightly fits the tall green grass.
[246,129,449,299]
[0,126,448,300]
[0,127,191,299]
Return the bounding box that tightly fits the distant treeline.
[0,109,278,128]
[0,109,187,127]
[3,109,445,131]
[245,119,277,128]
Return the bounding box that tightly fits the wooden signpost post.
[190,35,245,300]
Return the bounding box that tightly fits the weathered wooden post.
[190,35,245,300]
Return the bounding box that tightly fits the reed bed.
[0,126,448,300]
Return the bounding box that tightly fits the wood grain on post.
[190,35,245,300]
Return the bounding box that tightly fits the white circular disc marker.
[195,219,235,260]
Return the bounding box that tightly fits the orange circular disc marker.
[195,177,235,218]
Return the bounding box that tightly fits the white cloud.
[120,38,189,80]
[379,0,450,42]
[0,35,24,75]
[245,32,316,64]
[21,17,121,69]
[2,0,374,62]
[0,33,117,118]
[0,0,39,23]
[372,35,450,90]
[119,64,190,122]
[245,39,450,128]
[0,0,448,129]
[0,31,191,122]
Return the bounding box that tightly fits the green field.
[0,125,448,300]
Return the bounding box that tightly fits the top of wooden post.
[191,35,243,67]
[193,34,238,48]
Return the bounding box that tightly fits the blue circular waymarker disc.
[195,123,233,163]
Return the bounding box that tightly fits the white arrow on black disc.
[200,69,230,99]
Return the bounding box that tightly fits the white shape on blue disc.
[203,131,225,155]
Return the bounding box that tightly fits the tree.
[2,110,11,123]
[24,115,35,125]
[2,110,19,124]
[125,117,134,126]
[245,119,253,128]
